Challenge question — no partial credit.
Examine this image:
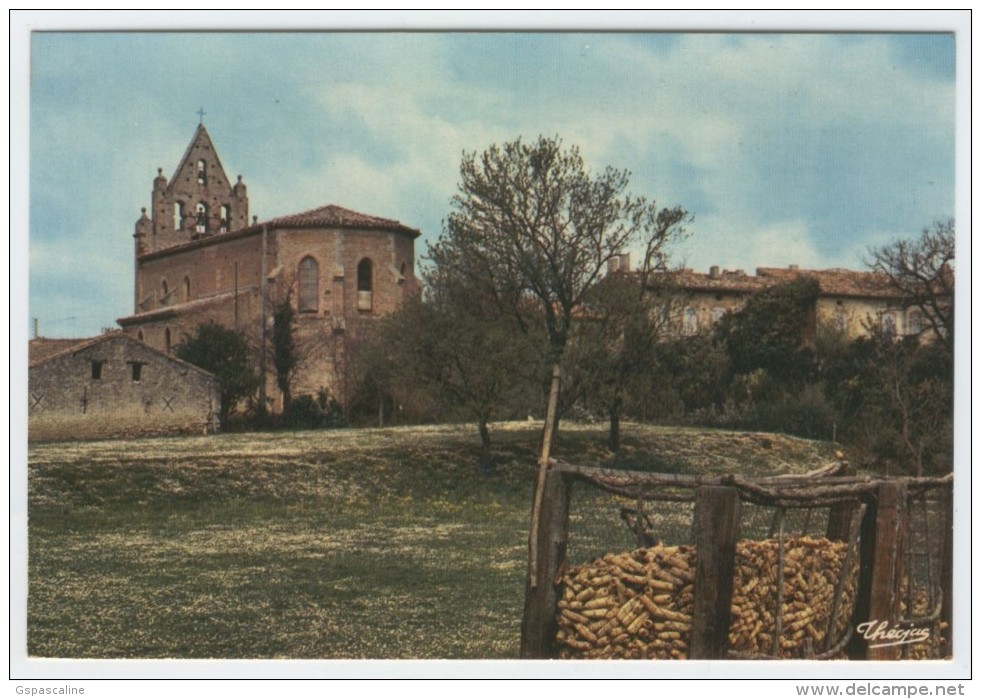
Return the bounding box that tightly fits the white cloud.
[672,216,827,273]
[25,31,956,337]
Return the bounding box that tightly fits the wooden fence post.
[940,483,953,658]
[847,481,908,660]
[520,468,570,658]
[825,465,855,541]
[690,485,741,659]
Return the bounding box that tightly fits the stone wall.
[29,335,220,442]
[123,222,417,411]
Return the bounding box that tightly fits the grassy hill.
[27,421,841,659]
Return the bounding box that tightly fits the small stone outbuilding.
[28,332,220,442]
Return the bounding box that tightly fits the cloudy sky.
[19,15,960,339]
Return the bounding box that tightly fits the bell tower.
[139,121,249,254]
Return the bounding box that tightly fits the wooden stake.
[520,468,570,658]
[527,363,562,588]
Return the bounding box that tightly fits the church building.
[117,124,420,412]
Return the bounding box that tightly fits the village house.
[28,332,220,442]
[607,255,941,342]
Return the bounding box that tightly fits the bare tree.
[428,135,690,585]
[430,135,689,436]
[866,219,954,353]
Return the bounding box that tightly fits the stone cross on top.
[197,108,206,124]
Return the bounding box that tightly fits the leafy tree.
[342,317,397,428]
[564,272,676,451]
[379,281,540,473]
[653,332,731,417]
[866,219,954,353]
[175,321,259,428]
[429,135,690,442]
[823,333,952,475]
[270,294,298,412]
[715,276,821,388]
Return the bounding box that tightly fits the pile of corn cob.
[555,536,857,659]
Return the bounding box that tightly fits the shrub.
[280,389,347,430]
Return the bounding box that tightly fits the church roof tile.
[260,204,420,238]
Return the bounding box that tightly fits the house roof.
[29,331,217,379]
[655,266,906,300]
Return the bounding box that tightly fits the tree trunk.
[219,396,231,430]
[527,363,562,589]
[608,395,623,453]
[478,416,493,475]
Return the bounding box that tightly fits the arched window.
[298,257,319,313]
[197,160,207,185]
[174,202,183,231]
[219,205,230,233]
[165,327,172,354]
[161,279,169,305]
[195,202,208,234]
[399,261,407,277]
[137,330,144,342]
[357,258,373,311]
[184,275,191,302]
[683,307,699,336]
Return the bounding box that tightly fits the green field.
[27,422,839,659]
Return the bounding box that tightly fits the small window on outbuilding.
[129,362,144,382]
[357,258,373,311]
[91,360,105,380]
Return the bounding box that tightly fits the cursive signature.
[856,620,931,648]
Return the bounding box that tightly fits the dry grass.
[28,421,839,659]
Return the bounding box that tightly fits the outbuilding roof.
[28,337,95,366]
[28,331,217,379]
